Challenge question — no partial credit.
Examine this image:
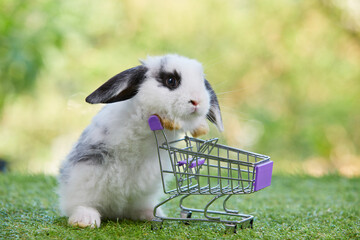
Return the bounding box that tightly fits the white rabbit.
[58,54,223,228]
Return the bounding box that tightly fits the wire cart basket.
[148,115,273,233]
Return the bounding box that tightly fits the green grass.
[0,174,359,239]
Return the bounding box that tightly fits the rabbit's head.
[86,54,223,133]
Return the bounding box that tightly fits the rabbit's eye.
[158,70,181,90]
[166,77,179,88]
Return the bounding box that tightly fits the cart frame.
[148,115,273,232]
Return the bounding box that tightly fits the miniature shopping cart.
[148,115,273,233]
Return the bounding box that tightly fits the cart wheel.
[151,218,163,230]
[225,223,237,234]
[180,210,192,219]
[180,210,192,225]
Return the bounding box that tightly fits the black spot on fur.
[157,70,182,90]
[160,57,167,72]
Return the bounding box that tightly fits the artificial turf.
[0,173,359,239]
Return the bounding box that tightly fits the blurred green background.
[0,0,359,176]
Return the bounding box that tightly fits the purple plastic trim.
[148,115,164,131]
[177,160,187,166]
[254,160,273,192]
[189,158,205,168]
[177,158,205,168]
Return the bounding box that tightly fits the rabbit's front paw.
[68,206,101,228]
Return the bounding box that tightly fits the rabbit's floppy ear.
[86,66,147,104]
[205,79,224,132]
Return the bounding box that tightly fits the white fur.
[58,54,219,228]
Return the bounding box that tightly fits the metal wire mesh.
[148,115,272,229]
[158,136,270,195]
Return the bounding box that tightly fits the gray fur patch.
[68,142,112,165]
[58,128,113,184]
[160,56,167,72]
[59,142,112,184]
[102,127,109,135]
[59,162,72,184]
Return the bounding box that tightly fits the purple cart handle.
[148,115,164,131]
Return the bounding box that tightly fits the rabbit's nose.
[189,100,199,106]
